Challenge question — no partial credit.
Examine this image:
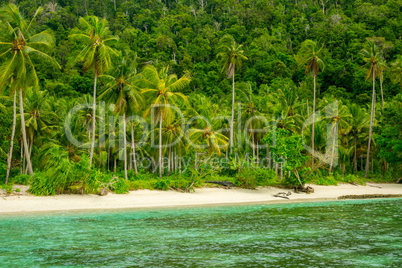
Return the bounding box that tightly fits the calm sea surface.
[0,198,401,267]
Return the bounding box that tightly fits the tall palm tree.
[360,41,386,178]
[217,34,248,154]
[99,57,142,180]
[69,16,118,168]
[347,104,369,173]
[0,4,59,177]
[390,55,402,87]
[324,100,351,173]
[295,40,325,166]
[137,65,190,178]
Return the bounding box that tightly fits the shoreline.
[1,183,401,215]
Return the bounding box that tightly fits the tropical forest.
[0,0,402,195]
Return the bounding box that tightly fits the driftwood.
[205,181,236,188]
[349,182,359,186]
[273,191,292,199]
[396,178,402,184]
[294,185,314,194]
[273,195,289,199]
[367,183,382,189]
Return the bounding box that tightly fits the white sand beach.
[1,183,401,214]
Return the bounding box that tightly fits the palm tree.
[99,57,142,180]
[236,82,264,161]
[69,16,118,168]
[0,4,59,177]
[217,34,248,154]
[360,41,386,178]
[347,104,369,173]
[324,100,351,173]
[390,55,402,87]
[137,65,190,178]
[295,40,325,166]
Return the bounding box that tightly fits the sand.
[1,183,401,214]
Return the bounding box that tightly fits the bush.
[11,174,31,185]
[235,169,258,189]
[29,172,57,196]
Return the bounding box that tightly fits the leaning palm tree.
[390,55,402,87]
[69,16,118,168]
[217,34,248,154]
[0,4,59,177]
[99,57,142,180]
[360,41,386,178]
[295,40,325,166]
[137,65,190,178]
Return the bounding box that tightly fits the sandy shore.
[1,183,401,214]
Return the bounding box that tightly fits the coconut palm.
[236,82,265,160]
[295,40,325,166]
[217,34,248,154]
[69,16,118,168]
[390,55,402,87]
[99,57,142,180]
[324,100,351,173]
[137,65,190,178]
[0,4,59,177]
[360,41,386,178]
[347,104,369,173]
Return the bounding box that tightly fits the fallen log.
[367,183,382,189]
[273,194,290,199]
[205,181,236,187]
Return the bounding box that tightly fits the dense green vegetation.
[0,0,401,195]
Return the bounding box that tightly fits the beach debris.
[396,178,402,184]
[273,191,292,199]
[367,183,382,189]
[205,181,236,188]
[294,185,314,194]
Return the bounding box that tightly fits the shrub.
[11,174,31,185]
[235,169,258,189]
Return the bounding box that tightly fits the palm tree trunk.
[312,75,316,167]
[365,71,376,178]
[131,123,138,175]
[354,136,357,173]
[159,113,163,178]
[123,113,128,180]
[380,72,384,110]
[21,142,24,174]
[107,147,110,171]
[329,124,336,174]
[230,67,235,154]
[179,156,182,174]
[256,139,259,166]
[89,73,98,168]
[168,146,171,176]
[19,89,33,176]
[252,133,255,159]
[25,140,33,175]
[5,92,17,184]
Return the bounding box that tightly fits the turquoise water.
[0,199,401,267]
